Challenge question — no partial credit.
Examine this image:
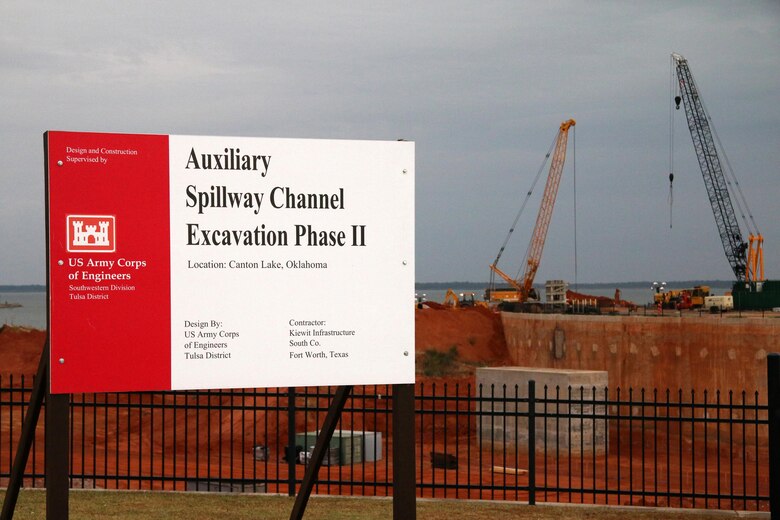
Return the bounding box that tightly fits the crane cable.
[513,134,560,282]
[490,131,558,287]
[669,55,676,229]
[670,55,760,238]
[512,126,574,285]
[701,95,761,237]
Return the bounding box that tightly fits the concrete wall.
[501,313,779,398]
[476,367,608,453]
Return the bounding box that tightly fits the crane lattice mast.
[489,119,575,301]
[671,52,760,281]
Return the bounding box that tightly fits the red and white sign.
[46,131,415,393]
[66,215,116,253]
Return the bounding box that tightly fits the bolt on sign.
[45,132,415,393]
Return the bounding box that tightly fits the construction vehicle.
[653,285,710,310]
[671,53,778,309]
[487,119,576,309]
[443,289,478,308]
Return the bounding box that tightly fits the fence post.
[528,379,535,506]
[768,353,780,519]
[287,387,296,497]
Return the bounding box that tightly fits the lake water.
[0,292,46,329]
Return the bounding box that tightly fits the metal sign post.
[1,343,49,520]
[0,340,70,520]
[392,383,416,520]
[289,383,416,520]
[45,392,69,519]
[289,386,353,520]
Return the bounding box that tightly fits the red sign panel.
[47,132,172,393]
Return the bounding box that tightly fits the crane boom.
[489,119,575,302]
[671,52,751,281]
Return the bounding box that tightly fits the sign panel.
[46,131,414,393]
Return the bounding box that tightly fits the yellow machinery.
[443,289,486,308]
[488,119,576,304]
[443,289,461,307]
[653,285,710,310]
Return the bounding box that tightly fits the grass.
[419,346,459,376]
[1,490,750,520]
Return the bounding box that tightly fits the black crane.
[671,52,763,283]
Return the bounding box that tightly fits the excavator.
[671,53,777,310]
[443,289,477,308]
[487,119,576,309]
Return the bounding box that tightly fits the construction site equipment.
[443,289,477,308]
[487,119,576,305]
[671,53,778,310]
[545,280,568,306]
[704,294,733,312]
[671,53,763,283]
[653,284,710,310]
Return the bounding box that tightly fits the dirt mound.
[0,325,46,378]
[0,308,510,380]
[415,306,509,367]
[567,289,637,310]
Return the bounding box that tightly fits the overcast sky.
[2,1,778,285]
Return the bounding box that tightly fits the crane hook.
[674,95,681,110]
[668,172,674,229]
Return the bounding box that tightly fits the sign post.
[0,342,49,520]
[393,383,416,520]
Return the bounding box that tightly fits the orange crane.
[488,119,576,304]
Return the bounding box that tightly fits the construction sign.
[45,131,415,393]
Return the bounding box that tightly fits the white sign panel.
[47,131,414,393]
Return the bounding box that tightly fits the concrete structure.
[185,480,266,493]
[545,280,568,305]
[294,430,378,465]
[500,312,778,397]
[476,366,608,454]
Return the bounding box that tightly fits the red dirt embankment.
[0,325,47,379]
[1,308,510,378]
[414,305,510,368]
[0,311,506,446]
[0,312,507,489]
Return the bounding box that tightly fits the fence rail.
[0,375,771,512]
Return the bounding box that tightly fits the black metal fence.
[0,375,771,512]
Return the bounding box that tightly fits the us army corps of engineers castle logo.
[67,215,116,253]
